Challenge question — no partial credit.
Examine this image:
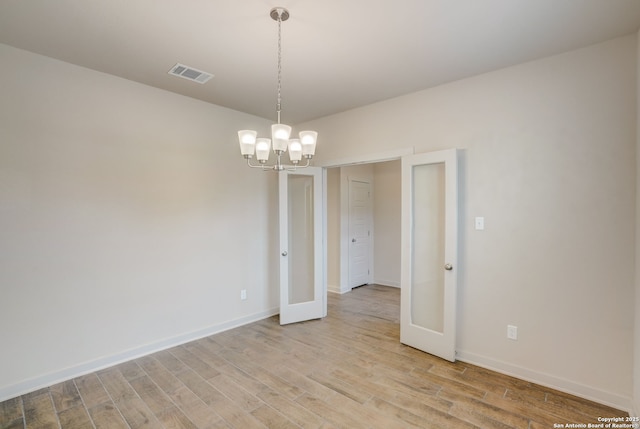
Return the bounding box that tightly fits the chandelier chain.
[276,13,282,124]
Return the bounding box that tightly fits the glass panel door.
[401,149,458,361]
[287,174,315,304]
[411,163,446,333]
[279,167,325,325]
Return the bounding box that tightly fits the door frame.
[318,148,415,294]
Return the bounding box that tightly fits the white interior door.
[348,179,371,288]
[401,149,458,361]
[279,167,325,325]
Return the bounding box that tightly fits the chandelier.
[237,7,318,171]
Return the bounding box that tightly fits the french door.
[278,167,325,325]
[401,149,458,361]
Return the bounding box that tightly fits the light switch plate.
[475,217,485,230]
[507,325,518,340]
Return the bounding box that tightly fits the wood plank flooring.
[0,285,628,428]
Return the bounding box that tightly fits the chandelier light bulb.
[238,130,257,157]
[255,138,271,162]
[299,131,318,157]
[272,123,291,152]
[288,139,302,163]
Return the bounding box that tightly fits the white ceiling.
[1,1,640,124]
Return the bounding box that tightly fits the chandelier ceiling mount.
[270,7,289,22]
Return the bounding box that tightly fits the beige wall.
[326,167,341,291]
[373,161,401,287]
[301,35,637,409]
[0,43,278,400]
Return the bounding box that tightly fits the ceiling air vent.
[168,63,213,84]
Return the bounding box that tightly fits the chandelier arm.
[246,158,271,169]
[246,157,311,171]
[285,158,310,171]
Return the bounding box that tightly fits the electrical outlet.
[240,289,247,300]
[507,325,518,340]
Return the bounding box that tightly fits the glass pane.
[288,174,315,304]
[411,163,445,333]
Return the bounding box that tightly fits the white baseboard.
[328,284,351,294]
[0,307,279,403]
[456,350,633,414]
[374,279,400,288]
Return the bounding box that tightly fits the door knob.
[282,251,288,256]
[352,238,356,243]
[444,263,453,271]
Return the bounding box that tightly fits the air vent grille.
[168,63,213,84]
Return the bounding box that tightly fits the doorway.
[320,147,459,362]
[325,160,402,294]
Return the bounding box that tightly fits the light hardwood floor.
[0,285,628,428]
